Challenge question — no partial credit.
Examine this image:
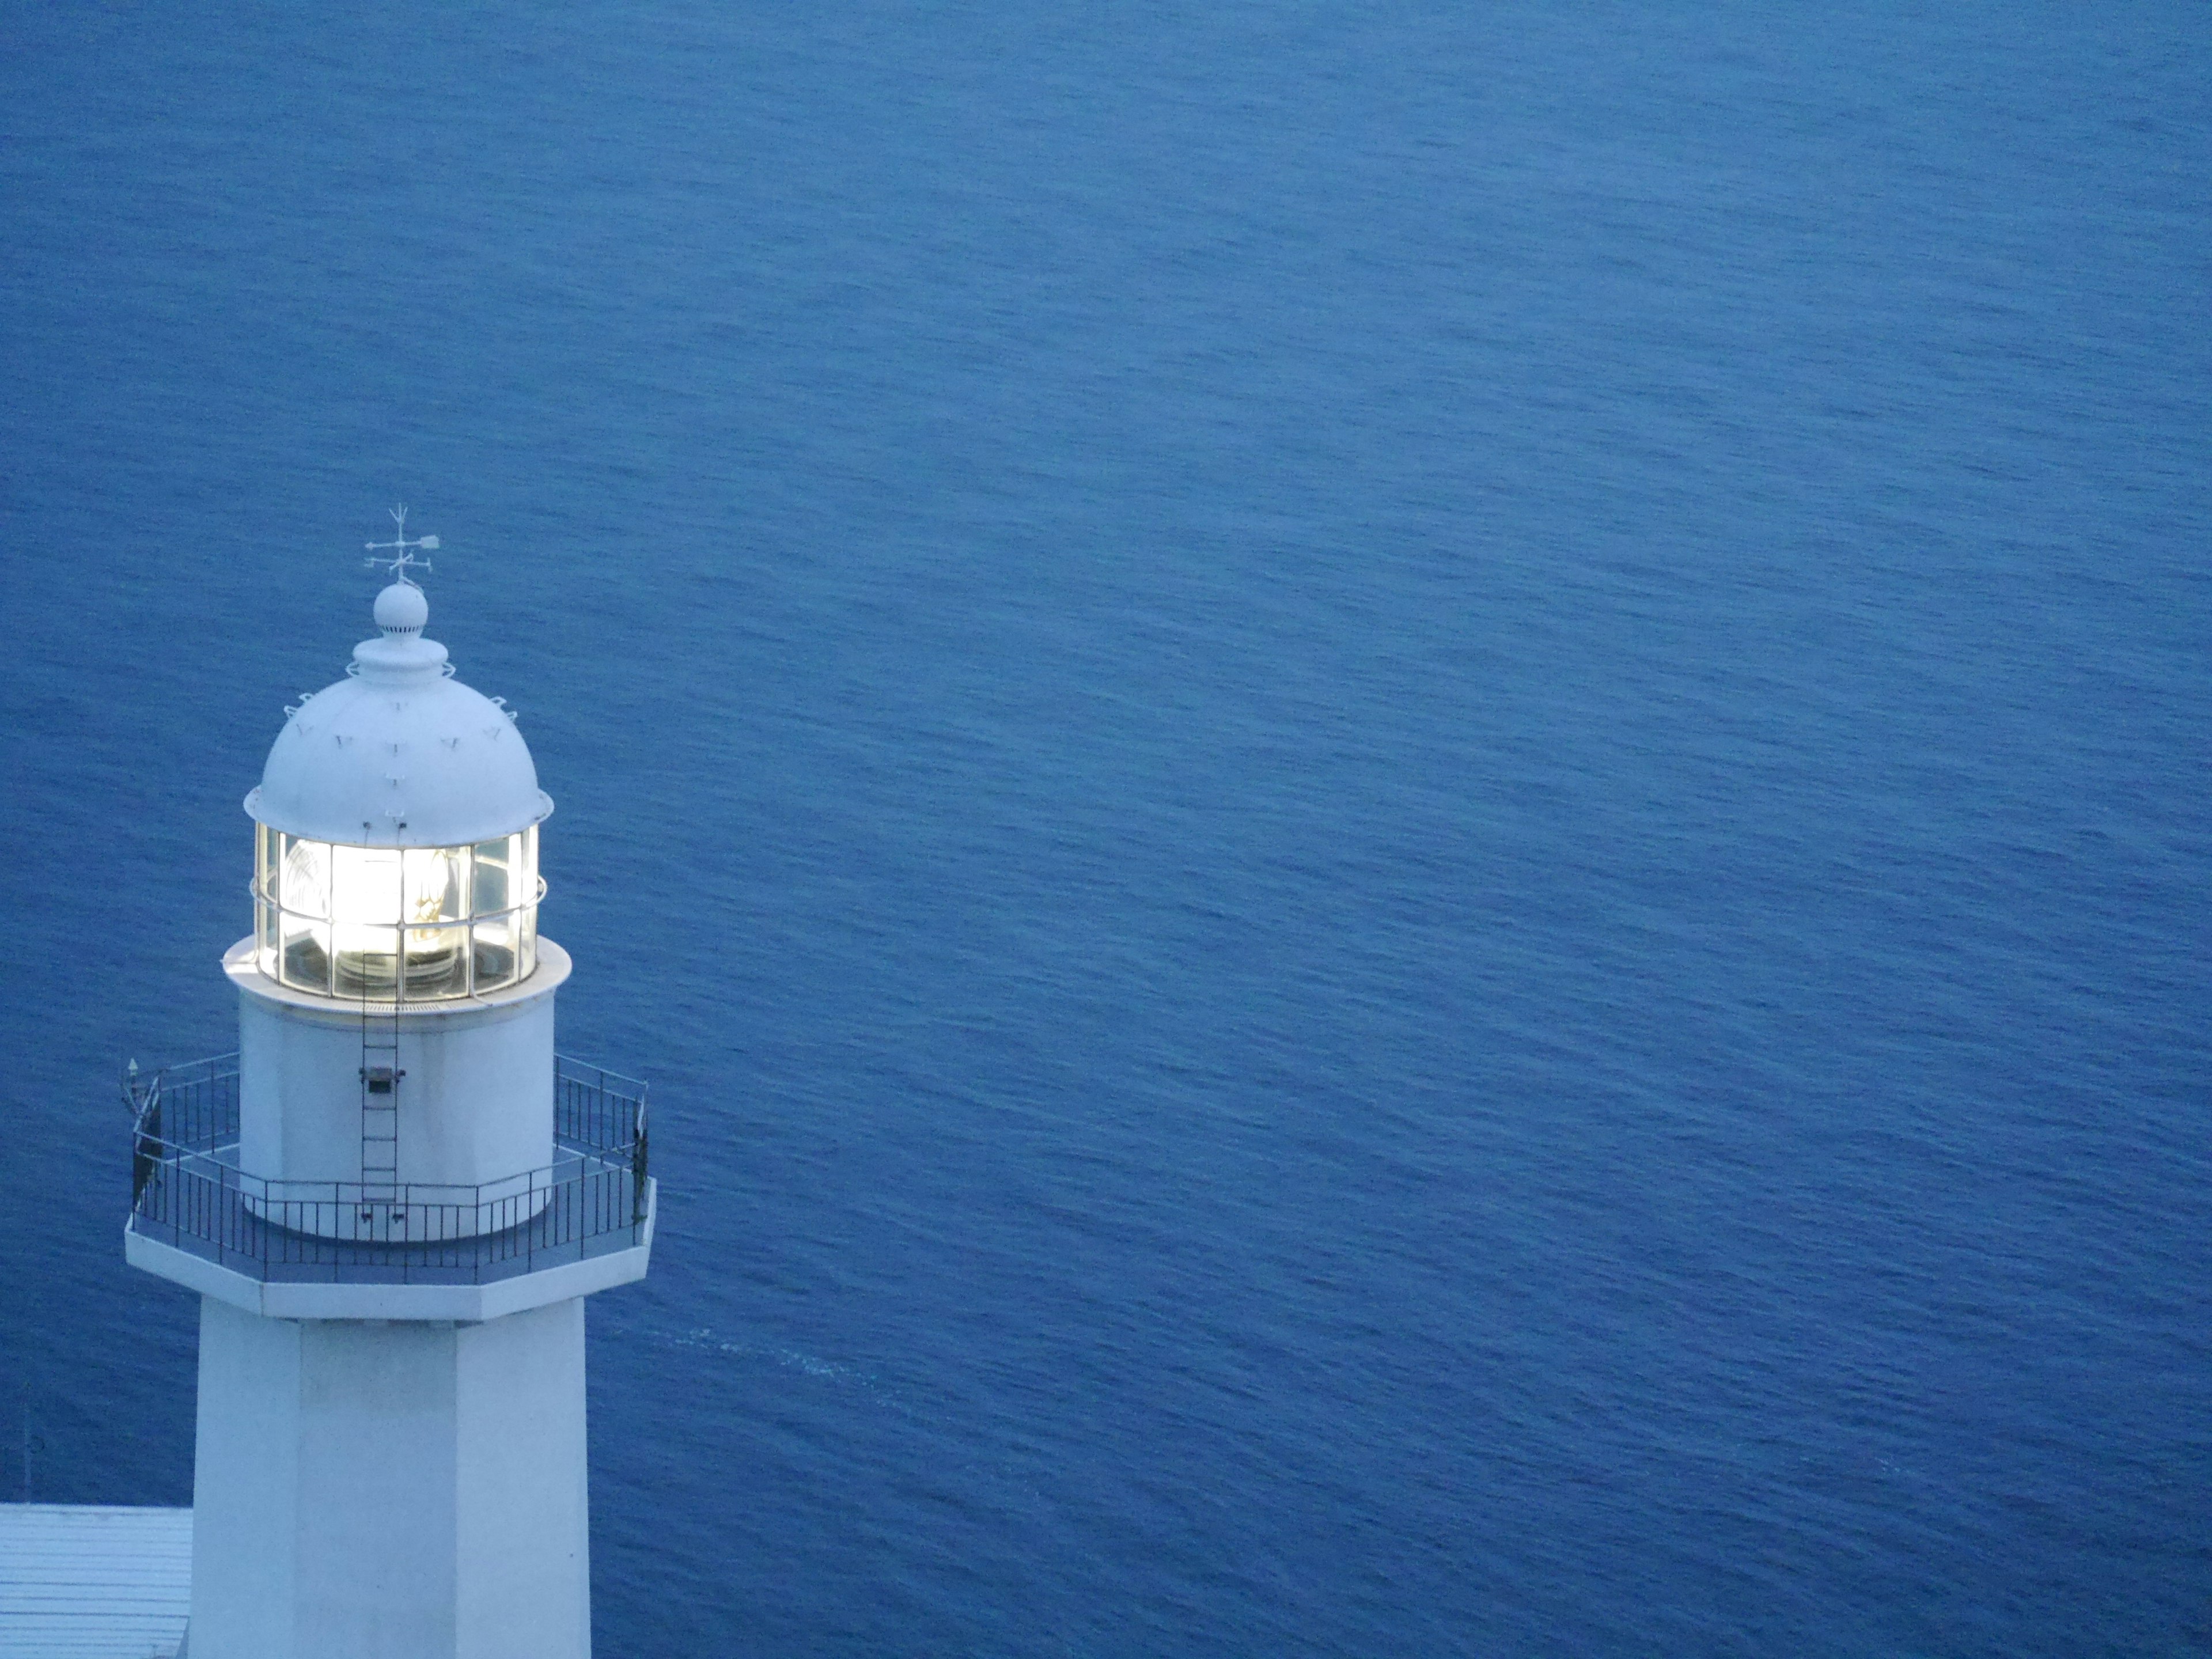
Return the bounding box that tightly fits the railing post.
[131,1098,161,1207]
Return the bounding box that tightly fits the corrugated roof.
[0,1506,191,1658]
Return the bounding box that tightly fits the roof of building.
[0,1504,191,1658]
[248,583,552,849]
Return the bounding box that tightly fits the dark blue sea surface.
[3,3,2207,1653]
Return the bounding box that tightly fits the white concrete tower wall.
[233,945,566,1194]
[190,1296,590,1659]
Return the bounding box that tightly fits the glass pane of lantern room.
[472,911,517,992]
[516,827,540,979]
[331,845,404,926]
[336,925,400,999]
[403,921,468,998]
[280,911,332,994]
[257,892,278,976]
[516,900,538,982]
[279,835,331,921]
[471,836,514,916]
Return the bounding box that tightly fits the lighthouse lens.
[255,827,541,1000]
[397,847,468,996]
[405,846,467,922]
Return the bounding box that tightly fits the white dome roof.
[247,585,553,848]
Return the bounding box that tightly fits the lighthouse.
[124,525,654,1658]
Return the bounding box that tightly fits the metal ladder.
[359,1002,402,1235]
[359,854,405,1237]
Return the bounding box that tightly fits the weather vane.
[363,503,441,587]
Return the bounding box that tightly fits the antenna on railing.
[123,1057,157,1122]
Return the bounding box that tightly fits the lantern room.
[243,574,552,1004]
[252,824,539,998]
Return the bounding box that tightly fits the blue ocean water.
[2,2,2207,1652]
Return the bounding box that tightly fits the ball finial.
[374,581,429,637]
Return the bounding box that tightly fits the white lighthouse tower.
[125,525,654,1658]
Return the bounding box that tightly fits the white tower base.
[189,1296,591,1659]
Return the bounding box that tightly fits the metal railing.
[125,1053,652,1287]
